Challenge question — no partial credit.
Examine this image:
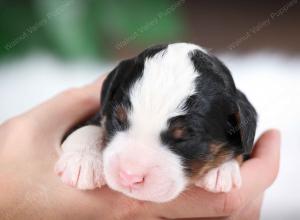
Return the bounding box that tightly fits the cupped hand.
[0,76,280,220]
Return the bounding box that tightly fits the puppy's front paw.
[195,159,241,193]
[55,151,105,190]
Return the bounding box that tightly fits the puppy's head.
[100,43,257,202]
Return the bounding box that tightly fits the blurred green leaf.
[0,0,186,60]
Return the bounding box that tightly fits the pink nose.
[119,170,145,187]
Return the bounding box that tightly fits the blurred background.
[0,0,299,219]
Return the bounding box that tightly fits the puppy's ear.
[64,61,135,137]
[100,59,135,115]
[227,90,257,154]
[231,90,257,154]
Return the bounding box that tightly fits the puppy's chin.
[102,133,188,202]
[104,167,187,202]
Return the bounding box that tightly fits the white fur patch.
[129,43,204,135]
[195,159,242,193]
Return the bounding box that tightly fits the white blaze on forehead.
[129,43,205,136]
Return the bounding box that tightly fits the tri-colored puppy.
[55,43,257,203]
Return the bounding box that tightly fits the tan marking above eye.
[115,105,127,123]
[172,127,185,140]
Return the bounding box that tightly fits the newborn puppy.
[55,43,257,203]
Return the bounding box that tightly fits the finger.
[25,75,106,140]
[150,129,281,219]
[236,129,281,209]
[216,129,280,217]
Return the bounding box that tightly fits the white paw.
[55,151,105,190]
[195,159,241,193]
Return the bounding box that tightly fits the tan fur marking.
[172,128,185,140]
[115,105,127,123]
[189,143,243,184]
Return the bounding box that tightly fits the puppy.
[55,43,257,203]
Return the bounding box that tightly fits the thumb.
[25,75,106,141]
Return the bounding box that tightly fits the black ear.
[100,59,136,116]
[64,62,133,138]
[232,90,257,154]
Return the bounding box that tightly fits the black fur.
[161,49,257,173]
[189,49,257,155]
[81,44,257,176]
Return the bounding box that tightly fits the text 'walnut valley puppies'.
[55,43,257,203]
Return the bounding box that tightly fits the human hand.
[0,76,280,220]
